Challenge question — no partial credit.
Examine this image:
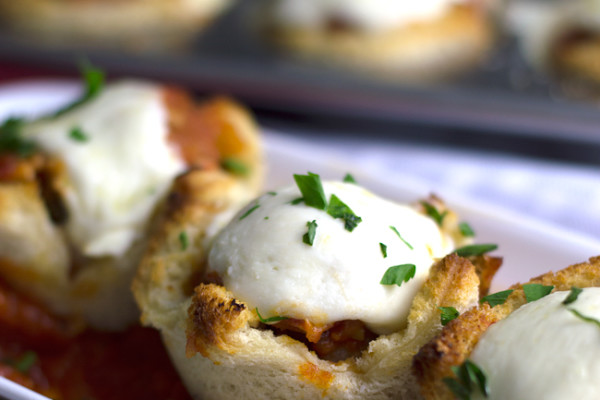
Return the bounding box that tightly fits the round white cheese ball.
[208,181,458,334]
[471,287,600,400]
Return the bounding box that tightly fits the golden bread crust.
[264,4,494,82]
[132,169,262,329]
[413,256,600,400]
[186,283,252,357]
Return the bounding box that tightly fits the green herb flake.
[0,117,37,157]
[303,220,317,246]
[327,194,362,232]
[442,376,471,400]
[239,204,260,220]
[380,264,416,287]
[343,173,356,184]
[439,306,460,326]
[53,61,105,118]
[459,222,475,237]
[563,287,583,305]
[289,197,304,205]
[267,191,277,196]
[480,289,514,308]
[14,351,37,373]
[69,126,89,143]
[568,308,600,329]
[444,359,489,400]
[293,172,327,210]
[178,231,189,251]
[421,201,448,227]
[221,157,249,176]
[256,307,288,324]
[390,226,413,250]
[379,243,388,258]
[523,284,554,303]
[454,244,497,257]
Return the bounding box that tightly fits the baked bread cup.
[506,0,600,87]
[133,173,502,400]
[260,0,495,82]
[0,0,234,51]
[413,256,600,400]
[0,79,263,330]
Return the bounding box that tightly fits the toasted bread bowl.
[134,172,501,399]
[0,81,263,330]
[0,0,234,51]
[414,256,600,400]
[261,0,495,82]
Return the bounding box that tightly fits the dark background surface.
[0,1,599,165]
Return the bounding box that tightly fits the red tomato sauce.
[0,279,191,400]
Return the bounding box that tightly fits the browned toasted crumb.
[186,283,251,358]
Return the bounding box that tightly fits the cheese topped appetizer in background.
[133,172,501,399]
[0,65,263,330]
[260,0,496,82]
[506,0,600,85]
[414,256,600,400]
[0,0,235,51]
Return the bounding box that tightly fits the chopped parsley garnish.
[0,62,106,157]
[421,200,448,227]
[380,264,416,287]
[439,306,459,326]
[0,117,36,157]
[178,231,189,251]
[14,351,37,373]
[561,287,600,328]
[443,359,489,400]
[303,220,317,246]
[293,172,327,210]
[390,226,413,250]
[289,197,304,205]
[379,243,388,258]
[568,308,600,328]
[454,244,497,257]
[563,287,583,305]
[292,172,362,232]
[523,284,554,303]
[327,194,362,232]
[459,222,475,237]
[52,61,105,118]
[480,289,513,308]
[239,204,260,220]
[69,126,89,142]
[267,191,277,196]
[256,308,288,324]
[343,173,356,184]
[221,157,249,176]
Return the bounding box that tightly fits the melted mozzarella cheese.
[471,288,600,400]
[24,81,186,257]
[274,0,466,33]
[208,181,461,335]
